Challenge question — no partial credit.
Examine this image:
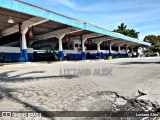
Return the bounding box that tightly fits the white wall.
[64,40,82,54]
[87,50,118,54]
[63,40,120,54]
[0,47,33,53]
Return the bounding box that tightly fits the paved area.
[0,57,160,120]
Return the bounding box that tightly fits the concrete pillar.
[18,23,23,60]
[109,41,115,57]
[125,44,128,58]
[131,47,134,54]
[130,47,134,58]
[117,46,121,58]
[109,41,111,56]
[21,31,28,62]
[18,23,28,62]
[18,23,29,62]
[125,44,127,54]
[97,43,101,59]
[118,46,121,53]
[17,18,48,62]
[109,45,112,54]
[81,35,86,60]
[58,37,64,59]
[82,40,85,53]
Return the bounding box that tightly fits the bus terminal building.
[0,0,151,63]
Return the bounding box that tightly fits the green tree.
[113,23,139,39]
[144,35,160,52]
[143,47,154,57]
[144,35,160,45]
[117,23,127,31]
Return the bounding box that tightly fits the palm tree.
[113,23,139,39]
[118,23,127,31]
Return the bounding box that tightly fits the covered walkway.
[0,0,150,62]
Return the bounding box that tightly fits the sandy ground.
[0,57,160,120]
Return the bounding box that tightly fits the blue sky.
[21,0,160,40]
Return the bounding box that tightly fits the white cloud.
[53,0,77,10]
[51,0,160,13]
[21,0,160,40]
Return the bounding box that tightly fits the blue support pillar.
[125,54,128,57]
[22,49,28,62]
[97,52,101,59]
[118,53,121,58]
[59,51,64,59]
[18,23,27,62]
[101,52,104,59]
[117,45,122,58]
[109,53,113,57]
[82,52,86,60]
[22,32,28,62]
[97,43,101,59]
[59,37,64,60]
[81,35,86,60]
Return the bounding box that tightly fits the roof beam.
[0,17,48,38]
[82,33,102,41]
[92,36,117,44]
[32,27,81,40]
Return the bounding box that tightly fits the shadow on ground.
[0,64,4,67]
[0,87,55,119]
[0,70,79,119]
[117,61,160,65]
[0,70,79,82]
